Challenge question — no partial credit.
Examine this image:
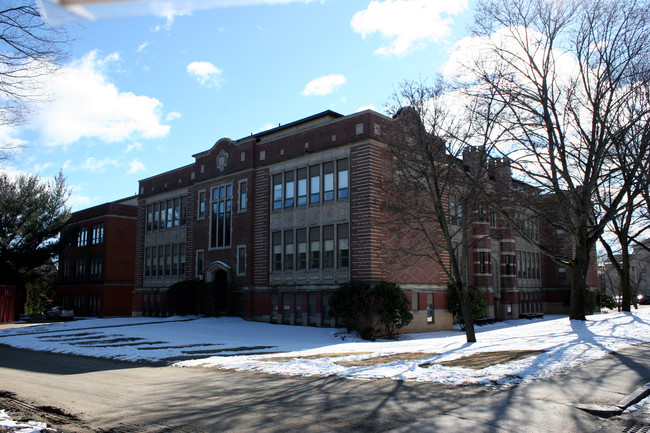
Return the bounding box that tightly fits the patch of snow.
[0,310,649,386]
[0,409,54,432]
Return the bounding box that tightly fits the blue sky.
[5,0,474,211]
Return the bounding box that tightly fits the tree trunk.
[620,250,631,312]
[460,283,477,342]
[569,249,589,320]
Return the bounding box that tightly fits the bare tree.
[384,79,506,343]
[459,0,650,320]
[0,1,70,159]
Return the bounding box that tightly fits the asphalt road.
[0,344,497,432]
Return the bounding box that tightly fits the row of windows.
[61,257,103,281]
[272,159,349,210]
[517,251,541,280]
[271,224,349,272]
[144,243,186,278]
[145,197,188,232]
[68,223,104,248]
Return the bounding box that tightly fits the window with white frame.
[91,223,104,245]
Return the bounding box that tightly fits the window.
[91,223,104,245]
[173,198,181,227]
[310,165,320,204]
[198,191,206,220]
[172,244,179,276]
[285,171,295,208]
[479,252,487,273]
[284,230,294,270]
[210,185,232,248]
[150,247,157,277]
[309,227,320,269]
[196,250,204,279]
[517,252,522,278]
[449,196,462,226]
[297,168,307,206]
[90,257,102,280]
[165,245,171,276]
[153,203,160,230]
[337,159,349,199]
[296,229,307,270]
[167,200,174,229]
[558,266,567,280]
[145,247,151,277]
[427,293,434,323]
[337,223,349,268]
[179,244,186,276]
[181,197,187,225]
[239,180,248,212]
[411,292,419,310]
[158,246,164,276]
[237,246,246,276]
[556,229,565,240]
[77,227,87,247]
[146,205,153,231]
[76,258,86,280]
[323,225,335,268]
[63,259,71,280]
[490,212,497,228]
[88,295,101,316]
[272,231,282,271]
[323,162,334,201]
[505,254,512,275]
[273,174,283,210]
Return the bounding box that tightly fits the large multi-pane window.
[210,185,232,248]
[77,227,87,247]
[146,196,187,231]
[90,257,102,280]
[271,158,350,210]
[144,243,186,279]
[91,223,104,245]
[271,224,350,272]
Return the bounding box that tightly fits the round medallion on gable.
[216,150,229,172]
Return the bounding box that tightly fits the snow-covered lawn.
[1,309,650,387]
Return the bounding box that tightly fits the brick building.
[133,109,596,331]
[56,197,137,316]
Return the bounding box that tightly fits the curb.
[576,383,650,417]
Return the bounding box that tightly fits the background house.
[56,197,138,316]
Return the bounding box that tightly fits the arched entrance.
[204,261,237,316]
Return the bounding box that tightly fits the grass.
[337,352,440,367]
[421,350,545,370]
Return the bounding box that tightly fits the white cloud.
[356,104,377,112]
[124,142,143,153]
[187,61,223,88]
[301,74,347,96]
[127,159,146,174]
[80,157,119,173]
[137,41,150,52]
[351,0,469,56]
[166,111,182,121]
[31,50,170,147]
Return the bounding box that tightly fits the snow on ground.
[1,309,649,387]
[0,409,54,432]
